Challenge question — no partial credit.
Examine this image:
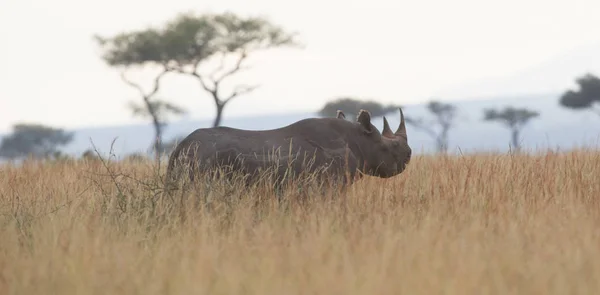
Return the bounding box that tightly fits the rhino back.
[182,118,354,155]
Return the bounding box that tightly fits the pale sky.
[1,0,599,133]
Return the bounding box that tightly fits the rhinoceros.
[165,108,412,188]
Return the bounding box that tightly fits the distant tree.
[559,73,600,117]
[405,101,458,153]
[95,12,299,130]
[318,97,401,119]
[95,32,187,163]
[0,123,74,160]
[483,106,539,152]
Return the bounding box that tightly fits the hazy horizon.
[0,90,564,134]
[1,93,594,160]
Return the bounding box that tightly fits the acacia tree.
[95,30,186,162]
[97,12,299,131]
[0,123,74,160]
[483,106,539,152]
[405,101,457,153]
[559,73,600,117]
[163,12,299,127]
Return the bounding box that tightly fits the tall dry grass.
[1,149,600,294]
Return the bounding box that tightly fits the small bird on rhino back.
[164,108,412,189]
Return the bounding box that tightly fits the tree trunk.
[212,103,225,127]
[151,116,162,163]
[437,126,449,153]
[144,96,162,164]
[511,128,520,152]
[435,138,446,154]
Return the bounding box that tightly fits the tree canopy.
[95,12,297,68]
[0,123,74,160]
[483,107,539,129]
[559,73,600,116]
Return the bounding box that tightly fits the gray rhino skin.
[165,108,412,187]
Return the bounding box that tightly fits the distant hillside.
[1,93,599,160]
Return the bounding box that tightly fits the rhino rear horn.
[382,116,394,138]
[394,108,407,140]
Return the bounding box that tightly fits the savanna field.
[1,150,600,294]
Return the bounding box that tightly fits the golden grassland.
[1,149,600,294]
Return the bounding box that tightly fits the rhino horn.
[394,107,407,140]
[336,110,346,119]
[382,116,394,138]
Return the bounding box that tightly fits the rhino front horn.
[395,108,407,140]
[382,117,394,138]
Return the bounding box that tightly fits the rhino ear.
[336,110,346,119]
[357,109,373,133]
